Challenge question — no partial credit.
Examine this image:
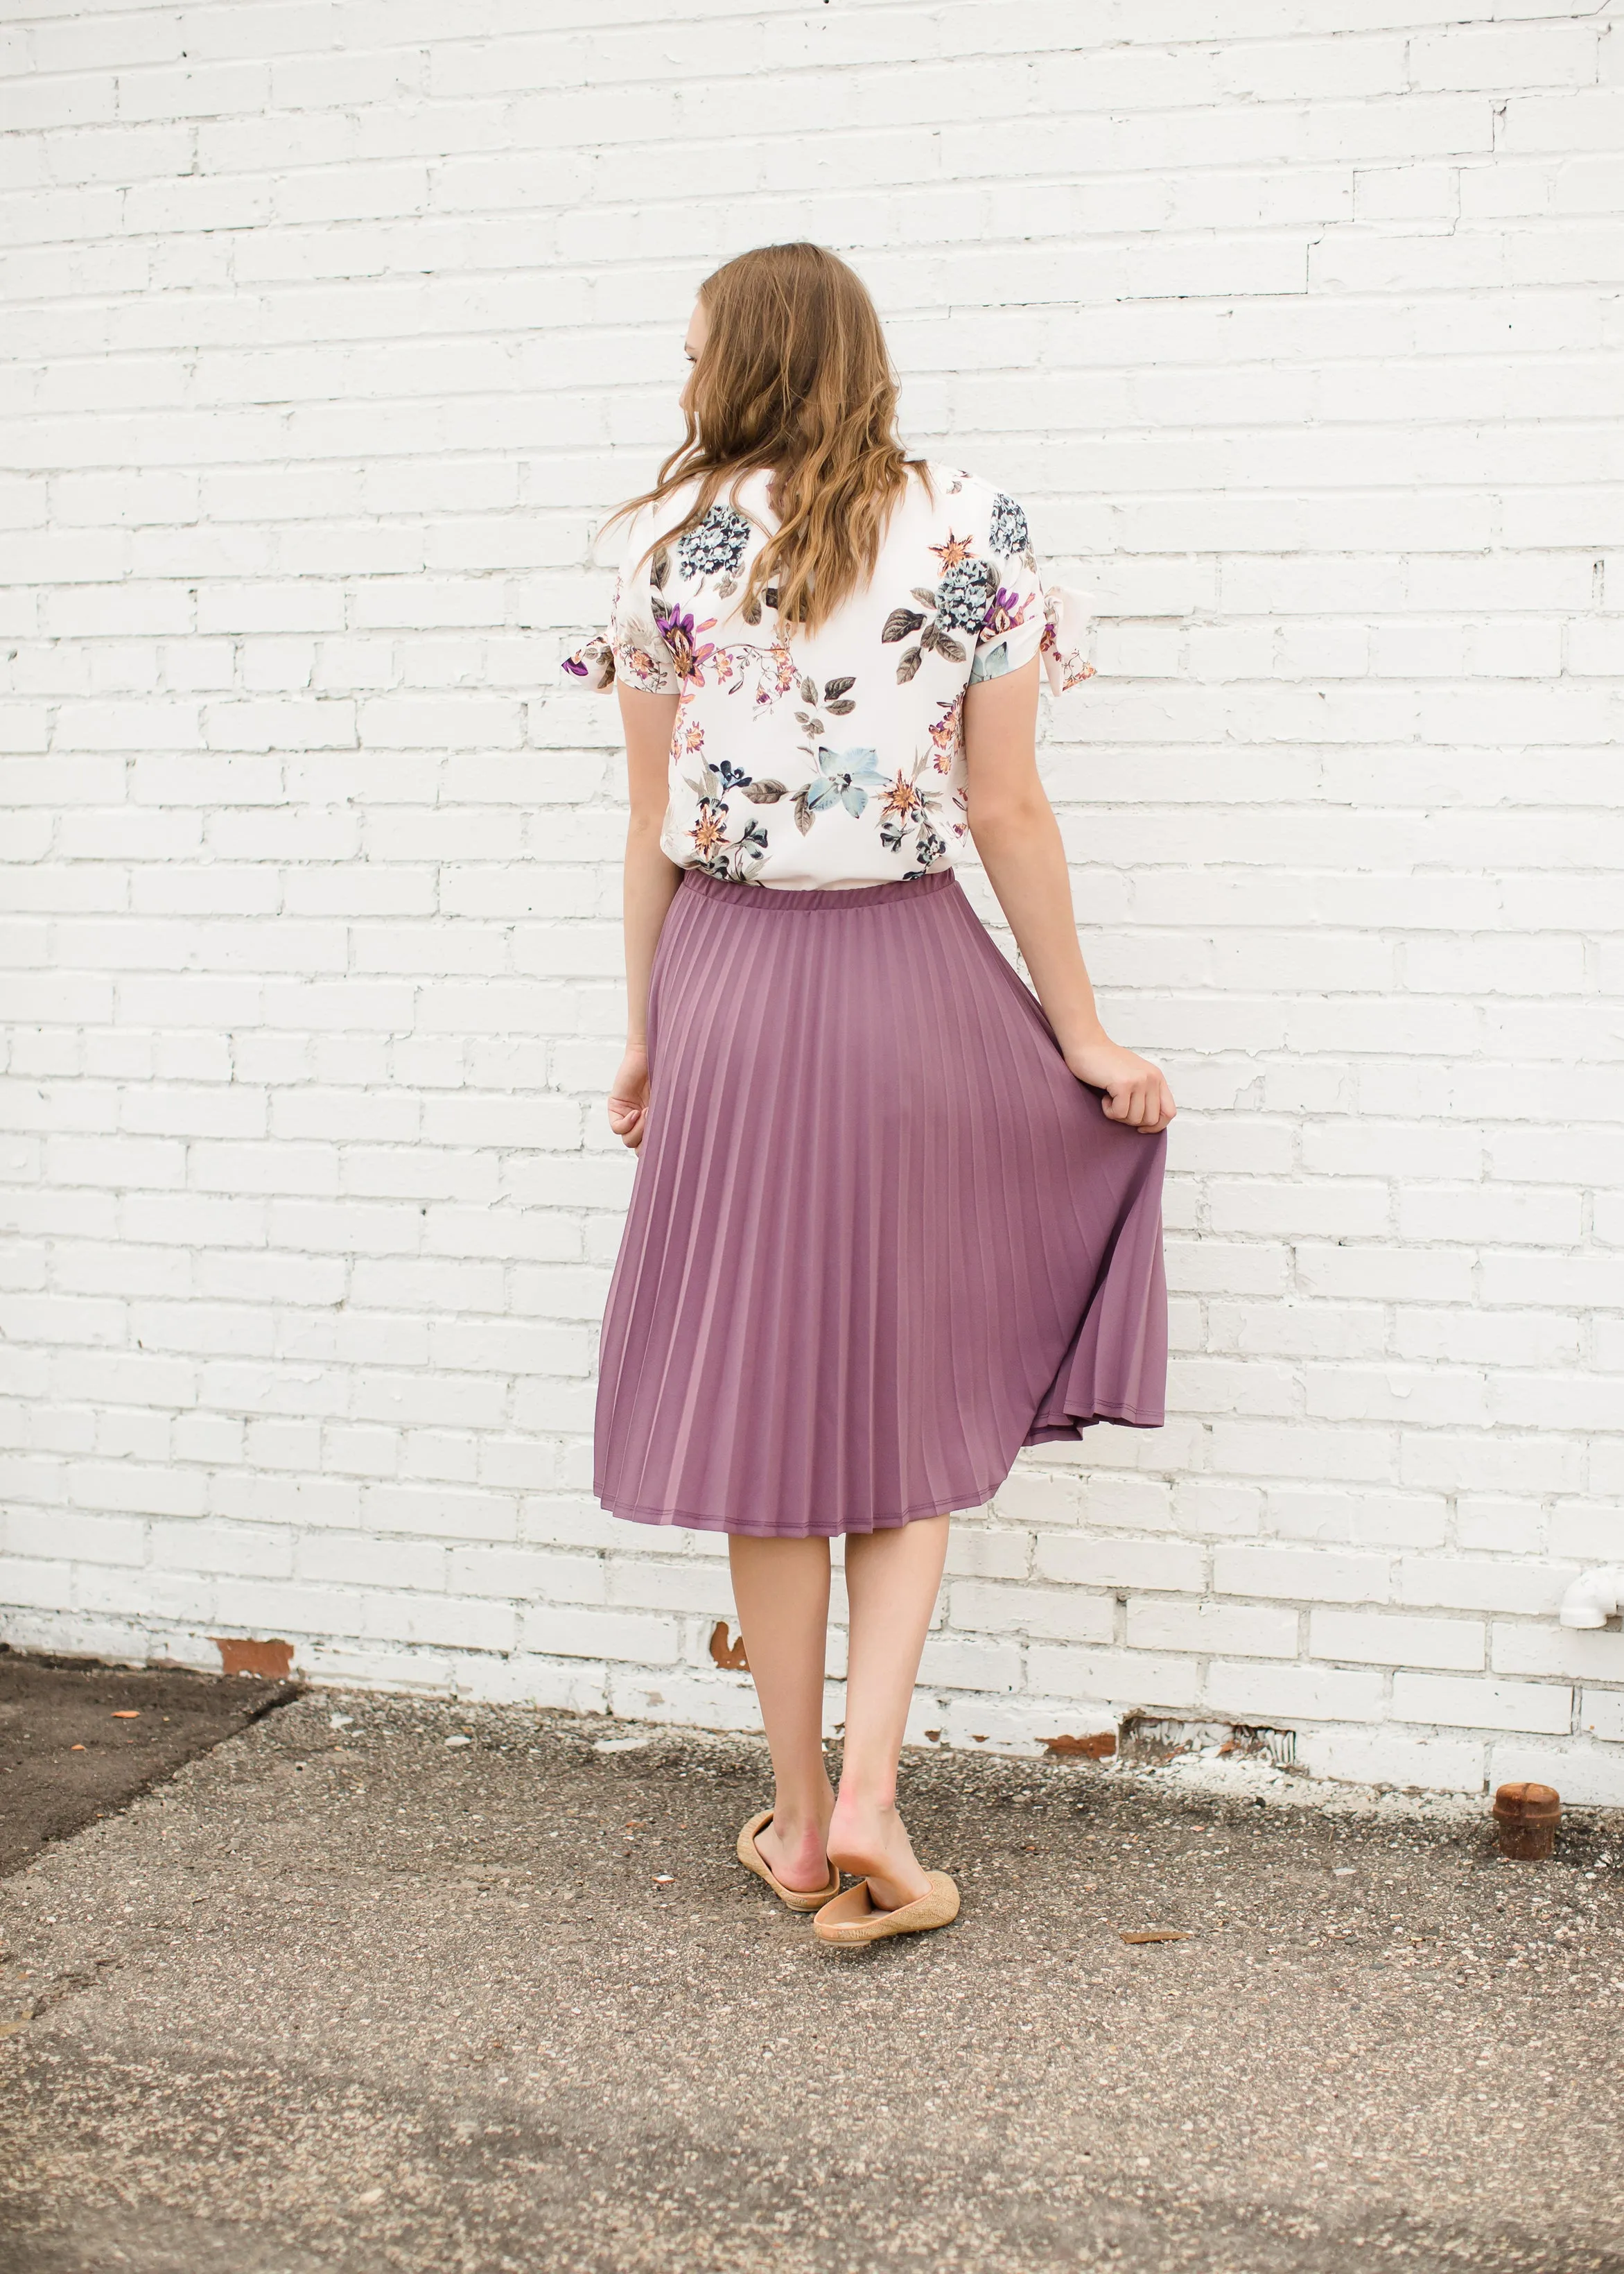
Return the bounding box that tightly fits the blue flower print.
[988,493,1030,559]
[676,504,752,584]
[936,556,996,634]
[792,746,887,835]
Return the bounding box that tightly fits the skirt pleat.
[593,867,1168,1538]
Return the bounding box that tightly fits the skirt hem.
[602,1484,996,1538]
[1026,1402,1165,1443]
[600,1397,1165,1536]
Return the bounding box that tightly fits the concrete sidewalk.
[2,1688,1621,2273]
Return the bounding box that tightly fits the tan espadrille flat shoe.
[812,1871,960,1947]
[736,1810,841,1911]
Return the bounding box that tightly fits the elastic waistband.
[678,867,959,912]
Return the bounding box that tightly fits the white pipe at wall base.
[1559,1568,1624,1629]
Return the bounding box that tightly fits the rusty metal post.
[1492,1780,1561,1860]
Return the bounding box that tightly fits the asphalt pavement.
[0,1647,297,1877]
[2,1685,1621,2273]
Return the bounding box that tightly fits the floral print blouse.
[564,464,1094,891]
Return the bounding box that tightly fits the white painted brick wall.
[3,0,1624,1800]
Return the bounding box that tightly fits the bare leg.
[727,1534,836,1892]
[827,1513,949,1910]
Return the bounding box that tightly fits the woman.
[567,243,1172,1948]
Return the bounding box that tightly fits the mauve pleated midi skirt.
[593,866,1167,1538]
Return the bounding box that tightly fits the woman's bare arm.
[963,658,1174,1133]
[608,684,683,1149]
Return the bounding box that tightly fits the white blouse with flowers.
[564,463,1094,892]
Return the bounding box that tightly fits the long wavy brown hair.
[608,242,926,636]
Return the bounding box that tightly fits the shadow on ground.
[1,1685,1621,2272]
[0,1647,299,1877]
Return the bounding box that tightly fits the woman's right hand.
[606,1044,651,1150]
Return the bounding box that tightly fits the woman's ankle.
[769,1789,834,1843]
